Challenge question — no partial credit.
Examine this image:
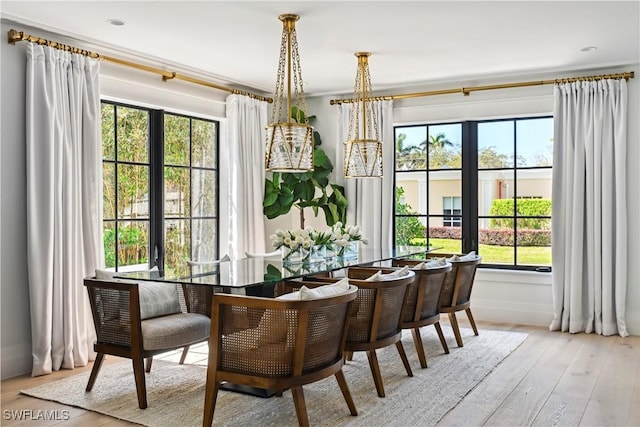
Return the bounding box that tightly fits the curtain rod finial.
[7,29,21,45]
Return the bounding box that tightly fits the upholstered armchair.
[392,259,452,368]
[294,267,415,398]
[203,281,359,427]
[427,252,482,347]
[84,277,211,409]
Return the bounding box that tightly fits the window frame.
[101,100,220,273]
[393,116,552,271]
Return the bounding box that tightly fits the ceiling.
[2,1,639,97]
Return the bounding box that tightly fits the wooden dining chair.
[295,268,415,398]
[203,285,359,427]
[85,278,211,409]
[392,259,452,368]
[427,253,482,347]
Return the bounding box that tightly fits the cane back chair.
[203,285,359,427]
[392,259,452,368]
[84,277,211,409]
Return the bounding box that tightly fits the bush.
[429,226,462,239]
[479,228,551,246]
[103,226,148,268]
[395,188,426,246]
[489,198,551,229]
[425,226,550,246]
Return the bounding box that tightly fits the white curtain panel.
[26,43,103,375]
[226,94,268,259]
[550,79,628,337]
[335,100,394,255]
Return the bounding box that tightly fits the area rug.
[21,327,527,426]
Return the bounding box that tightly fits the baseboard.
[472,299,640,336]
[472,298,554,327]
[1,344,32,379]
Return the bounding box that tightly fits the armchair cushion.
[411,258,448,269]
[138,282,181,320]
[447,251,477,262]
[365,266,411,281]
[95,269,136,283]
[276,278,351,300]
[222,308,294,354]
[141,312,210,351]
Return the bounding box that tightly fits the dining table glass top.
[115,245,437,289]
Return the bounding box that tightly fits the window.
[101,101,219,275]
[442,196,462,227]
[394,117,553,270]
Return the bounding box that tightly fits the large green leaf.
[330,184,348,207]
[280,186,295,208]
[264,200,283,219]
[314,173,330,188]
[313,148,330,168]
[264,264,282,281]
[263,190,278,207]
[303,180,315,200]
[290,106,307,123]
[321,203,340,226]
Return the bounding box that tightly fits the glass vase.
[306,244,326,264]
[281,246,308,265]
[337,241,359,259]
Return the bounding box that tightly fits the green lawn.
[412,237,551,266]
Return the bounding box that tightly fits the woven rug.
[21,327,527,426]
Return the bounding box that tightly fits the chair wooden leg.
[448,312,464,347]
[335,370,358,416]
[85,353,105,391]
[145,356,153,373]
[365,350,385,398]
[395,341,413,377]
[346,351,354,361]
[291,386,310,427]
[465,307,479,336]
[202,380,220,427]
[434,322,450,354]
[411,328,428,368]
[179,345,190,364]
[132,357,148,409]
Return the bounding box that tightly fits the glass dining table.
[114,245,436,397]
[115,245,436,295]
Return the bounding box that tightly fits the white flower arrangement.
[271,229,311,250]
[270,224,368,262]
[330,222,369,247]
[329,222,368,257]
[270,228,324,263]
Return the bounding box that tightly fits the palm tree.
[396,133,421,168]
[419,132,453,151]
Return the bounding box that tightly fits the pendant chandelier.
[343,52,383,178]
[265,14,314,172]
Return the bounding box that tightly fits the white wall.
[1,20,31,379]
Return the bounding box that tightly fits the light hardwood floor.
[2,320,639,426]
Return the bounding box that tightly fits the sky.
[395,117,553,166]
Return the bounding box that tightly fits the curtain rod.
[7,29,273,103]
[329,71,635,105]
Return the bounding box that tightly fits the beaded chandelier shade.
[265,14,314,172]
[343,52,383,178]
